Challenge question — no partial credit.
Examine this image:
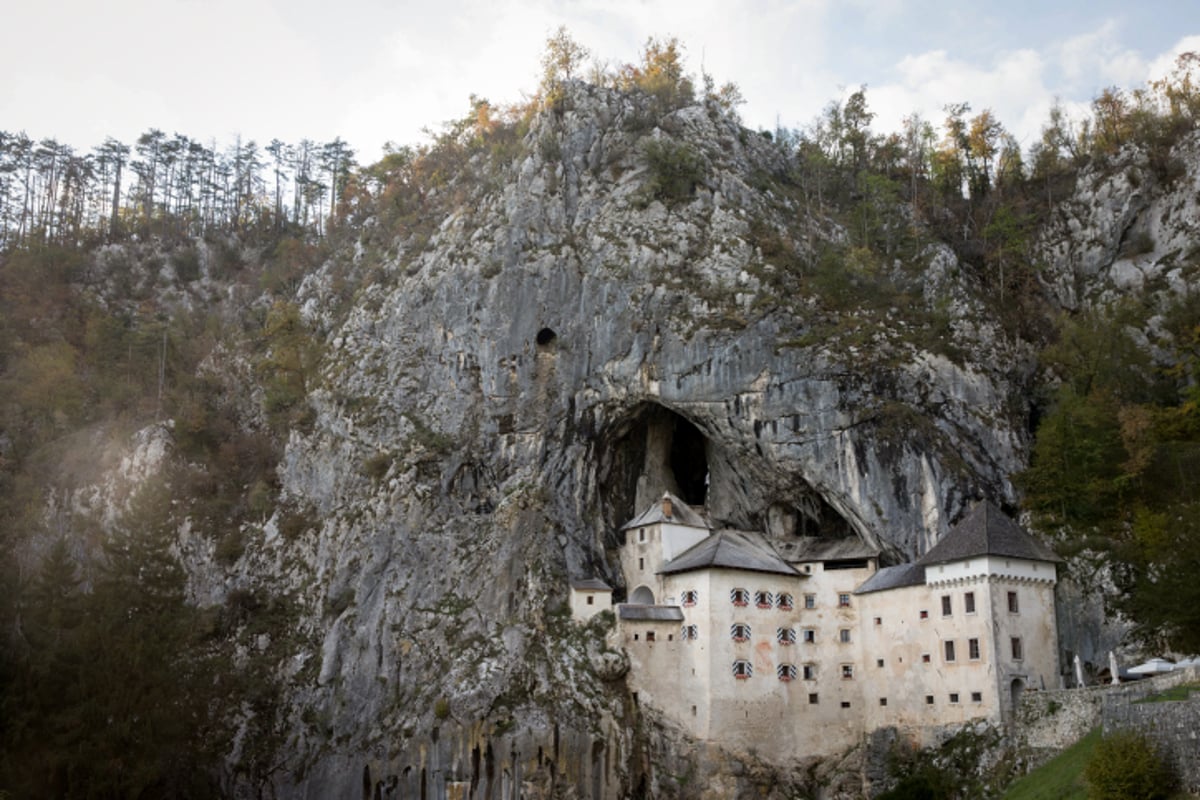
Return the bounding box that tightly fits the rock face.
[245,84,1038,797]
[45,84,1200,797]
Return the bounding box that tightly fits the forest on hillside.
[1,31,1199,796]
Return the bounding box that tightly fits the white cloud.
[1057,20,1147,90]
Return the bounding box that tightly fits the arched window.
[730,588,750,607]
[730,623,751,642]
[777,664,797,682]
[681,590,698,607]
[755,590,773,609]
[732,660,753,679]
[630,585,656,605]
[776,593,794,611]
[777,627,797,645]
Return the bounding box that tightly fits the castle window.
[777,664,797,682]
[646,631,656,642]
[944,640,956,662]
[922,653,931,663]
[876,658,884,668]
[731,588,750,607]
[919,609,929,620]
[1007,591,1019,614]
[1011,637,1023,660]
[804,594,816,609]
[777,627,797,645]
[638,528,645,542]
[879,698,888,706]
[971,691,983,703]
[681,624,699,641]
[586,596,594,605]
[839,628,851,643]
[638,557,644,570]
[681,590,698,607]
[837,593,851,608]
[941,595,952,616]
[965,591,976,614]
[840,701,851,708]
[730,623,751,642]
[808,693,819,704]
[874,616,882,625]
[925,695,935,705]
[949,693,960,704]
[755,590,774,609]
[776,593,794,611]
[969,638,980,660]
[803,664,816,680]
[803,629,816,644]
[841,664,854,679]
[732,660,753,679]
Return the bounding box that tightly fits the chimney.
[661,494,673,519]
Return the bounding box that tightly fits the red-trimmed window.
[732,660,753,679]
[755,590,774,609]
[681,590,698,607]
[777,663,797,682]
[730,622,752,642]
[777,627,797,645]
[776,592,794,611]
[731,587,750,607]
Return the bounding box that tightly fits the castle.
[570,493,1062,761]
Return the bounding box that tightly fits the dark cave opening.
[535,327,557,347]
[669,415,708,506]
[596,403,709,537]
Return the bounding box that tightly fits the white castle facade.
[570,493,1062,761]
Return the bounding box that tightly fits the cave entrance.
[596,403,710,535]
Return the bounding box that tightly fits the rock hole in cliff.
[596,403,710,536]
[535,327,557,348]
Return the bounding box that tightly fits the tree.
[540,25,590,103]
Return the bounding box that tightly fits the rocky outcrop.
[43,86,1200,797]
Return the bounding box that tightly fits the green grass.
[1002,727,1100,800]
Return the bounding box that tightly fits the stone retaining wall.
[1101,667,1200,792]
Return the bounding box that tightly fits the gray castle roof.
[618,604,685,622]
[620,492,708,530]
[919,501,1061,566]
[659,530,800,577]
[569,578,612,591]
[855,562,926,595]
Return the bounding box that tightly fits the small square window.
[841,701,851,708]
[876,658,884,668]
[874,616,882,625]
[804,594,816,609]
[964,591,976,614]
[949,692,960,704]
[586,595,594,605]
[925,695,935,705]
[838,593,851,608]
[919,609,929,620]
[922,653,931,663]
[841,664,854,679]
[879,697,888,706]
[646,631,656,642]
[803,629,816,644]
[971,691,983,703]
[808,693,819,704]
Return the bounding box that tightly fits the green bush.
[640,139,705,204]
[1083,731,1176,800]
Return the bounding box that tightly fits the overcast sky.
[2,0,1198,165]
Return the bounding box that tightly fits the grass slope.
[1001,727,1100,800]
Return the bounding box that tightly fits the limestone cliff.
[29,82,1200,798]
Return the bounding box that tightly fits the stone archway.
[629,585,655,605]
[1010,677,1026,714]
